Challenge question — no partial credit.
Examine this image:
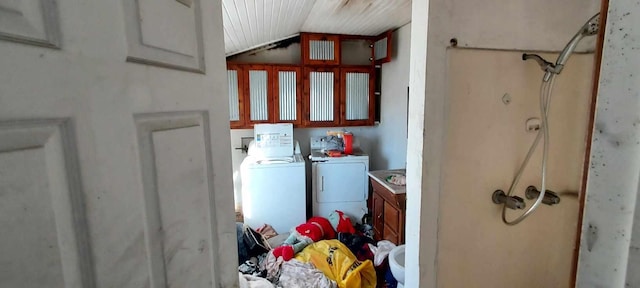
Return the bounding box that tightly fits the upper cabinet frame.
[243,64,274,126]
[226,63,246,129]
[374,30,393,64]
[303,67,340,127]
[340,67,375,126]
[301,33,341,66]
[272,65,303,126]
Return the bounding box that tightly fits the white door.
[315,162,367,203]
[313,161,368,221]
[0,1,237,287]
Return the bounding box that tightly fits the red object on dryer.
[343,132,353,155]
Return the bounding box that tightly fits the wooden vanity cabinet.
[370,178,406,245]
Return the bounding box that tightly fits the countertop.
[368,169,406,194]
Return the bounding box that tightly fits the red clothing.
[295,217,336,241]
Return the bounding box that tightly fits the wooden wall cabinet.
[244,65,273,125]
[370,178,406,245]
[302,32,392,66]
[273,66,303,126]
[228,32,384,128]
[303,67,340,127]
[227,64,303,128]
[301,66,375,127]
[340,36,375,66]
[340,67,375,126]
[227,64,245,129]
[374,30,393,64]
[302,33,341,66]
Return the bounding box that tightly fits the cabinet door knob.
[377,213,383,219]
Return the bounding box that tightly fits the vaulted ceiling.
[222,0,412,55]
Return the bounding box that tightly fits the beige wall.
[438,49,594,287]
[406,0,601,286]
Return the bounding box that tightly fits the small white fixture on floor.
[389,244,405,288]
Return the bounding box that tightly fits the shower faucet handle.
[525,186,561,206]
[492,190,526,210]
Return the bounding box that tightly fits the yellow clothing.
[295,240,376,288]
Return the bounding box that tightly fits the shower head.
[554,13,600,71]
[581,13,601,36]
[523,13,601,81]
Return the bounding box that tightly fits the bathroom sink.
[384,173,406,186]
[368,169,407,194]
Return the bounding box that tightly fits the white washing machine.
[240,124,306,234]
[309,136,369,223]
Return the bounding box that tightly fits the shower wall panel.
[439,49,594,288]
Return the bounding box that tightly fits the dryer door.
[315,161,367,203]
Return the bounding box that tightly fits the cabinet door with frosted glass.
[243,65,273,126]
[227,64,245,128]
[302,33,340,66]
[272,66,302,126]
[340,67,375,126]
[373,30,393,64]
[304,67,340,126]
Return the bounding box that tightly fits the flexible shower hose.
[501,74,557,225]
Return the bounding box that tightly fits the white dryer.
[309,136,369,223]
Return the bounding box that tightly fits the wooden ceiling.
[222,0,411,55]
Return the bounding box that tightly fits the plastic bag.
[368,240,396,266]
[295,240,376,288]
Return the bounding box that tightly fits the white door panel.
[0,1,236,287]
[136,114,216,287]
[0,121,90,288]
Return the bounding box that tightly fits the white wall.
[406,0,601,287]
[576,1,640,287]
[376,24,411,170]
[228,24,411,211]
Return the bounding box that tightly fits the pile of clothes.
[236,210,399,288]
